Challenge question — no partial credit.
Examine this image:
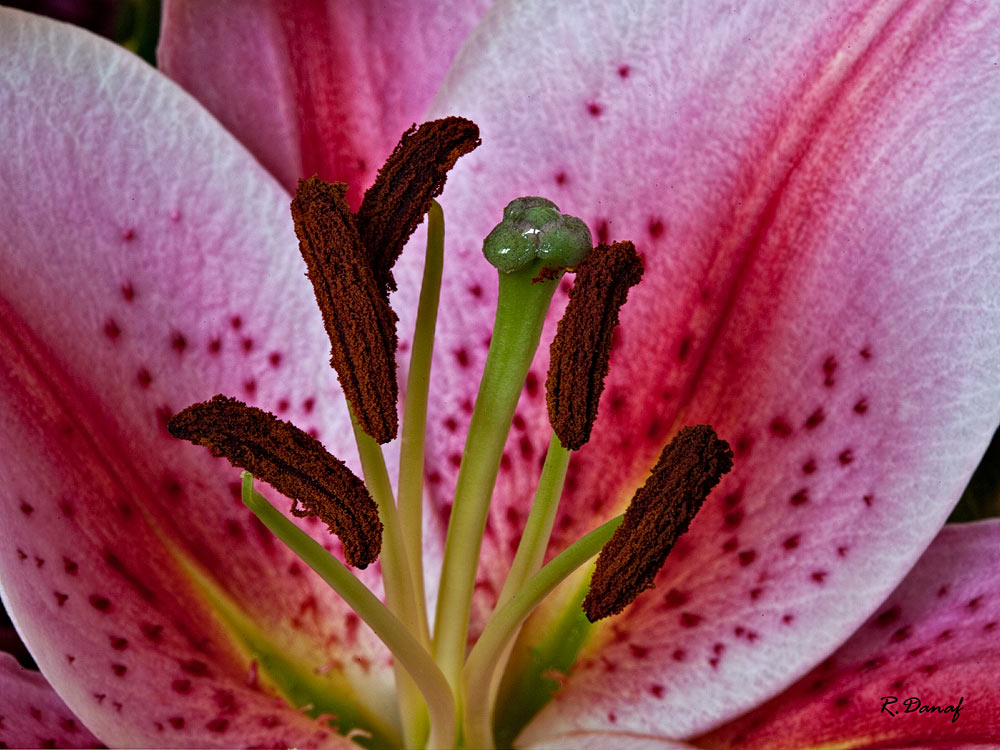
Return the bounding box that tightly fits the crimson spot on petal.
[804,408,825,429]
[663,588,689,608]
[88,594,112,612]
[889,625,913,643]
[206,718,229,733]
[170,332,187,353]
[180,659,211,676]
[769,417,792,436]
[680,612,702,628]
[104,319,121,340]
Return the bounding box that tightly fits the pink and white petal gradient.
[158,0,494,207]
[698,519,1000,748]
[0,10,393,748]
[0,652,103,749]
[372,0,1000,741]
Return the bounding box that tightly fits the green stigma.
[482,196,593,274]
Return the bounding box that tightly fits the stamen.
[240,473,456,750]
[547,241,643,450]
[357,117,481,296]
[291,177,399,443]
[583,425,733,621]
[167,395,382,568]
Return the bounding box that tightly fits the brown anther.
[168,395,382,568]
[546,242,644,450]
[291,177,398,443]
[357,117,481,296]
[583,425,733,621]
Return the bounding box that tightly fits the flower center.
[167,120,733,750]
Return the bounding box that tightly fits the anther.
[357,117,481,296]
[583,425,733,621]
[291,177,399,443]
[546,241,643,450]
[168,395,382,568]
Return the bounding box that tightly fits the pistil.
[432,198,594,693]
[464,239,643,746]
[432,261,562,692]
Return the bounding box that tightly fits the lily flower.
[2,2,999,749]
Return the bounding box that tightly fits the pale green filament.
[239,473,455,749]
[497,435,572,608]
[349,413,429,747]
[432,265,561,693]
[462,516,624,749]
[471,434,571,737]
[398,200,445,644]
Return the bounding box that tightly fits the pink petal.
[1,10,393,747]
[522,730,698,750]
[158,0,495,206]
[698,519,1000,748]
[0,652,102,749]
[395,0,1000,739]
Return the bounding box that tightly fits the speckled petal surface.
[522,730,698,750]
[0,652,103,749]
[379,0,1000,740]
[0,10,395,748]
[158,0,494,206]
[697,519,1000,748]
